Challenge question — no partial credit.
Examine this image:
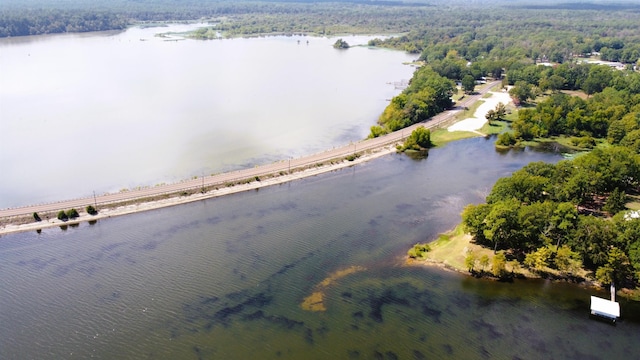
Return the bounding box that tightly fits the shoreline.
[404,226,640,302]
[0,80,502,236]
[0,146,397,236]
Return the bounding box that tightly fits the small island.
[333,38,350,49]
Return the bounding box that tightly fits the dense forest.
[351,1,639,289]
[456,59,640,289]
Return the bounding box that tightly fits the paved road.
[0,81,501,218]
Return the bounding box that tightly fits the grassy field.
[430,128,480,146]
[408,225,535,278]
[454,100,484,121]
[417,225,491,272]
[478,120,509,135]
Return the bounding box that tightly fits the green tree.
[368,125,387,139]
[509,81,533,105]
[461,203,491,245]
[524,246,553,271]
[57,210,68,221]
[401,126,431,151]
[333,39,349,49]
[548,202,578,248]
[609,112,640,144]
[492,251,508,278]
[479,254,490,272]
[487,169,549,204]
[66,208,79,219]
[86,205,98,215]
[494,102,507,120]
[583,65,613,95]
[546,75,566,92]
[604,188,627,215]
[596,247,632,286]
[516,201,554,252]
[554,245,582,274]
[508,260,521,275]
[407,243,431,259]
[465,251,477,273]
[483,199,521,252]
[570,216,619,268]
[485,109,497,125]
[496,132,517,146]
[485,103,506,124]
[462,74,476,94]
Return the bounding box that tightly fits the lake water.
[2,137,639,359]
[0,24,416,208]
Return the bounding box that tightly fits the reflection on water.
[1,138,639,359]
[0,25,416,207]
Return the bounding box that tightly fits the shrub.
[86,205,98,215]
[368,125,387,139]
[524,246,553,270]
[496,132,517,146]
[492,251,508,278]
[66,208,79,219]
[570,136,595,149]
[479,254,490,271]
[465,251,477,272]
[407,243,431,259]
[333,39,349,49]
[33,212,41,222]
[402,126,431,151]
[57,210,68,221]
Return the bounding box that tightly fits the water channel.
[2,137,639,359]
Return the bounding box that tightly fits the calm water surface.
[0,24,416,207]
[2,137,639,359]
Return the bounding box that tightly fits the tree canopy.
[462,146,640,288]
[371,66,455,136]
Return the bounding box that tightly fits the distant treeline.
[0,0,430,37]
[370,7,640,65]
[0,10,128,37]
[3,0,640,54]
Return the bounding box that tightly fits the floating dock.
[590,296,620,322]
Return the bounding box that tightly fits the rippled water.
[2,137,639,359]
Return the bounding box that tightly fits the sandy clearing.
[447,90,512,132]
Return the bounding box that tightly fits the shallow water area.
[2,137,639,359]
[0,24,416,208]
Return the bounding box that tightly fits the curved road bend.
[1,81,501,218]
